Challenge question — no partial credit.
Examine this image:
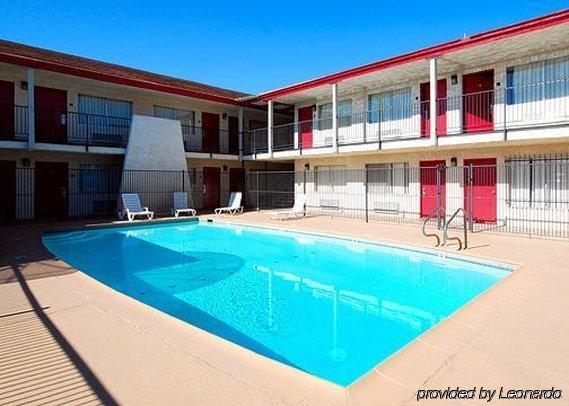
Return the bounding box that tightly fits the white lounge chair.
[172,192,196,217]
[214,192,243,215]
[121,193,154,222]
[269,195,307,220]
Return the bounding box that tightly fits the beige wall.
[0,62,290,133]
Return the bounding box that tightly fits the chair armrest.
[142,207,149,211]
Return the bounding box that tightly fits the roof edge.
[255,8,569,102]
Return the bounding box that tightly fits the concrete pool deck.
[1,213,568,405]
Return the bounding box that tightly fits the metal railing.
[33,108,131,147]
[181,126,239,154]
[0,104,28,141]
[443,207,468,250]
[3,162,569,240]
[242,79,569,155]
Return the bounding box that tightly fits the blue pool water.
[43,221,509,386]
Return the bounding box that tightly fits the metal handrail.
[443,207,468,250]
[422,206,445,246]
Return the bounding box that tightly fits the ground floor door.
[298,106,313,149]
[228,116,239,155]
[202,112,220,153]
[420,79,447,137]
[202,167,220,208]
[229,167,245,193]
[0,80,15,140]
[463,70,494,133]
[420,160,446,218]
[35,86,68,143]
[464,158,497,223]
[35,161,68,219]
[0,160,16,224]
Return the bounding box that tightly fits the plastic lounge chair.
[172,192,196,217]
[121,193,154,221]
[214,192,243,215]
[269,195,307,220]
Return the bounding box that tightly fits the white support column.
[332,83,338,152]
[237,107,244,159]
[293,107,299,150]
[429,58,438,146]
[27,68,35,149]
[267,100,274,157]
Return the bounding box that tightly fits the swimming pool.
[43,220,510,386]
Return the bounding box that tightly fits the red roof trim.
[256,9,569,101]
[0,51,247,106]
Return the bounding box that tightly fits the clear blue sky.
[1,1,567,94]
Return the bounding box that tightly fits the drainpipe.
[27,68,35,150]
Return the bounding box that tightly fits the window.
[78,164,121,195]
[506,157,569,207]
[154,106,196,138]
[368,88,413,123]
[338,100,352,128]
[317,100,352,130]
[367,163,410,194]
[78,95,132,118]
[506,56,569,104]
[153,106,195,126]
[77,95,132,142]
[315,165,347,191]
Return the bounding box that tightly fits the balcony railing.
[0,104,28,141]
[242,79,569,155]
[181,125,239,155]
[243,128,268,155]
[35,109,131,147]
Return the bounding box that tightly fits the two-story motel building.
[1,9,568,233]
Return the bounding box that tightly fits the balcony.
[0,104,131,148]
[243,79,569,155]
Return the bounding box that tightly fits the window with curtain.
[153,106,195,126]
[315,165,347,191]
[506,56,569,104]
[78,95,132,118]
[77,95,132,142]
[368,88,413,123]
[506,157,569,207]
[153,106,196,137]
[78,164,121,195]
[367,162,409,194]
[317,100,352,130]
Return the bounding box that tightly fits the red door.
[202,112,220,153]
[35,161,68,219]
[203,167,220,208]
[229,167,245,193]
[464,158,497,223]
[298,106,313,149]
[420,160,446,218]
[463,70,494,133]
[228,116,239,155]
[0,81,15,140]
[420,79,447,137]
[35,86,68,144]
[0,160,16,224]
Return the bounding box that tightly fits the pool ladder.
[422,207,468,250]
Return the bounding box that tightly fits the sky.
[0,1,567,94]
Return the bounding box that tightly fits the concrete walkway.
[0,214,568,405]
